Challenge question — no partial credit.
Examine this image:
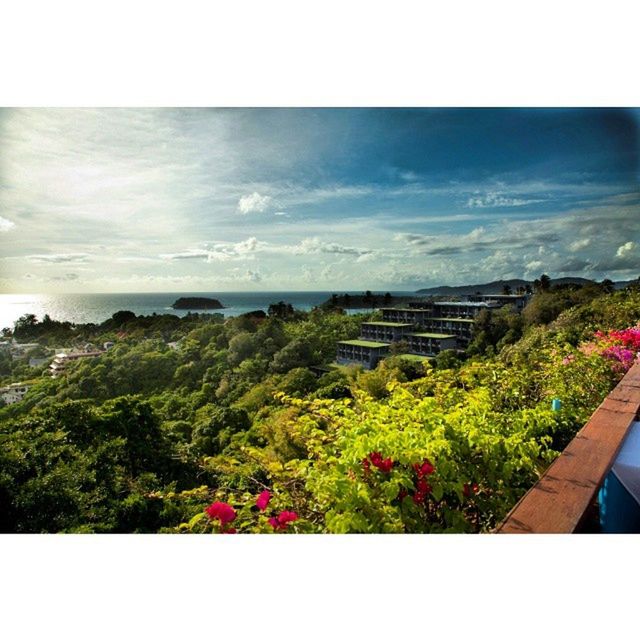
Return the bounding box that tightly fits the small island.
[171,297,225,310]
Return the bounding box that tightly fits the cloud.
[49,273,80,281]
[465,191,543,209]
[293,237,372,257]
[616,241,636,258]
[0,216,15,232]
[569,238,592,252]
[160,251,210,261]
[26,253,91,264]
[238,192,271,214]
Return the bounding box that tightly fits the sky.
[0,107,639,293]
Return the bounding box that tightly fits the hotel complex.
[336,294,529,369]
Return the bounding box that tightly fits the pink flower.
[205,501,237,525]
[269,510,299,531]
[256,490,271,511]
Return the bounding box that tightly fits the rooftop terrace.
[338,339,390,349]
[361,321,414,327]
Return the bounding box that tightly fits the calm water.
[0,291,418,330]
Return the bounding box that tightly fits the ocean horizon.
[0,290,419,330]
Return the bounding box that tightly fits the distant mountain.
[415,277,608,296]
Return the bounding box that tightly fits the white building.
[0,382,32,405]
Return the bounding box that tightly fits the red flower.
[416,479,432,495]
[222,528,237,534]
[369,452,383,466]
[269,510,299,531]
[256,490,271,511]
[463,483,479,497]
[413,459,435,478]
[369,451,394,473]
[413,492,425,504]
[362,458,371,474]
[398,488,408,501]
[205,501,237,525]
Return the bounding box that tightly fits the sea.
[0,291,419,330]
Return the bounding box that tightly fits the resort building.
[381,307,432,325]
[360,321,414,343]
[49,351,102,377]
[467,293,529,310]
[336,339,390,369]
[0,382,32,405]
[336,293,530,369]
[407,332,457,356]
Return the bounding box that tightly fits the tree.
[601,278,615,294]
[192,406,250,455]
[502,284,512,295]
[533,274,551,293]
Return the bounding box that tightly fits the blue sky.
[0,108,638,292]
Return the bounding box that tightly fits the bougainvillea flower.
[413,459,435,478]
[222,528,237,534]
[256,490,271,511]
[205,501,237,525]
[368,452,393,473]
[362,458,371,474]
[416,479,432,495]
[269,511,299,530]
[277,511,298,525]
[463,483,480,497]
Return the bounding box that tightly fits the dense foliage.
[1,285,639,533]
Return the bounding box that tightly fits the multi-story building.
[336,339,390,369]
[407,332,457,356]
[336,294,529,369]
[49,351,102,377]
[0,382,32,405]
[360,321,414,343]
[381,307,432,325]
[467,293,529,311]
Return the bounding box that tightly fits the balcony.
[497,361,640,533]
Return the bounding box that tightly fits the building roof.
[338,339,390,349]
[433,301,498,307]
[409,332,456,339]
[429,317,475,323]
[361,321,414,327]
[381,307,428,312]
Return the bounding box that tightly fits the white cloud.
[465,191,543,209]
[616,241,636,258]
[26,253,91,264]
[569,238,592,252]
[293,236,372,257]
[0,216,16,232]
[237,192,271,214]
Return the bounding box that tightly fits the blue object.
[599,421,640,533]
[551,398,562,411]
